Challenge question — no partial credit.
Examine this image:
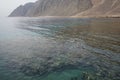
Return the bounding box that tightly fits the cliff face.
[9,0,120,17]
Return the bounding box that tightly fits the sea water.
[0,17,120,80]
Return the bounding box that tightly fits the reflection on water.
[0,17,120,80]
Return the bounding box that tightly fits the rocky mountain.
[9,3,34,17]
[9,0,93,17]
[76,0,120,17]
[26,0,92,16]
[9,0,120,17]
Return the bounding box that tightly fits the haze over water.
[0,17,120,80]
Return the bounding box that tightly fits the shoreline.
[8,15,120,19]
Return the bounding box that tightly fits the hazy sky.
[0,0,37,17]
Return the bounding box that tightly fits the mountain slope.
[9,0,92,17]
[9,3,34,17]
[26,0,92,16]
[76,0,120,17]
[9,0,120,17]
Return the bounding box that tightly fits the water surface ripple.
[0,17,120,80]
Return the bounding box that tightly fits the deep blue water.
[0,17,120,80]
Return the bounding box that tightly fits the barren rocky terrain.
[9,0,120,17]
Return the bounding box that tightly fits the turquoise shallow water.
[0,17,120,80]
